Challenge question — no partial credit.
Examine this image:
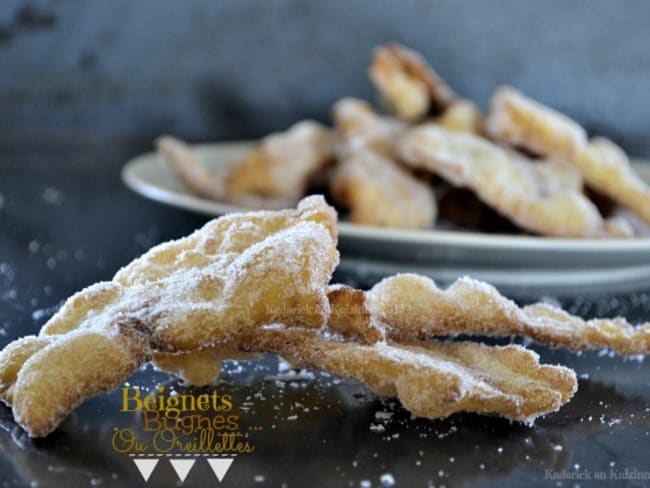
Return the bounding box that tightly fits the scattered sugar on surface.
[42,186,64,206]
[379,473,395,487]
[46,256,57,269]
[133,225,160,250]
[31,301,63,322]
[0,263,15,284]
[264,369,316,382]
[278,358,291,373]
[28,239,40,254]
[0,263,17,304]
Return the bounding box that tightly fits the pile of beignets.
[5,195,650,438]
[158,43,650,238]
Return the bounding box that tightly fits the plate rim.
[122,141,650,253]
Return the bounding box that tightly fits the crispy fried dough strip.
[325,285,383,343]
[331,98,405,159]
[0,196,338,436]
[522,303,650,354]
[42,196,338,351]
[330,99,436,229]
[396,123,629,237]
[486,86,586,161]
[157,135,292,209]
[225,121,334,202]
[369,43,457,121]
[152,284,383,386]
[0,335,54,406]
[12,327,149,437]
[368,274,650,355]
[436,100,485,135]
[245,328,576,422]
[330,150,436,229]
[157,135,225,200]
[153,346,260,386]
[576,138,650,225]
[486,87,650,226]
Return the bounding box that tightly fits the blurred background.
[1,0,649,156]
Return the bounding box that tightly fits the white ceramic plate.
[122,141,650,291]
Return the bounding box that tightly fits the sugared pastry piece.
[157,135,293,210]
[330,150,437,229]
[152,284,384,386]
[487,86,650,226]
[225,120,334,203]
[368,273,650,355]
[153,345,261,387]
[396,124,631,237]
[0,196,338,436]
[486,86,587,162]
[324,284,384,343]
[576,138,650,225]
[369,42,457,121]
[331,97,406,159]
[436,99,485,135]
[246,328,577,423]
[153,323,577,423]
[157,135,225,200]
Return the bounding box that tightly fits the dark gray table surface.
[1,136,649,488]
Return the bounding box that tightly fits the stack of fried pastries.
[2,198,649,437]
[160,43,650,237]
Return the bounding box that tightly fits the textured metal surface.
[1,0,650,157]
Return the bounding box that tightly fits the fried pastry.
[157,135,293,210]
[436,100,485,135]
[330,151,437,229]
[225,120,334,202]
[331,97,405,159]
[157,135,225,200]
[367,274,650,355]
[0,324,149,438]
[0,196,338,436]
[325,284,383,343]
[369,43,457,121]
[486,86,586,161]
[153,345,260,386]
[486,87,650,226]
[396,124,629,237]
[246,328,577,423]
[576,138,650,225]
[152,284,383,386]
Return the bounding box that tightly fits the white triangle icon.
[207,458,234,482]
[169,459,196,482]
[133,458,159,482]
